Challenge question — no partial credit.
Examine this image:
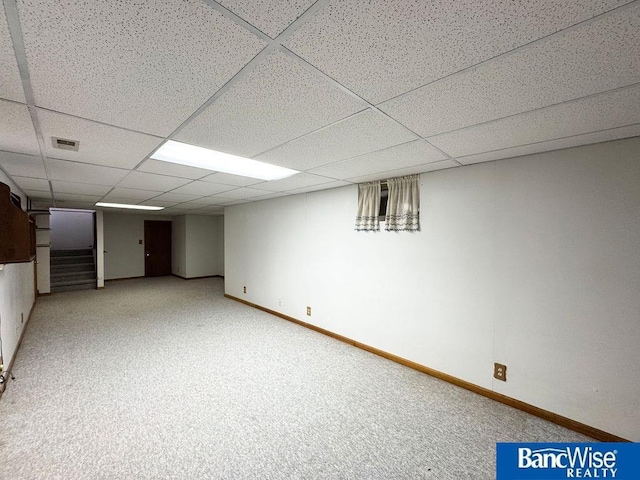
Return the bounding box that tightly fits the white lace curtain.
[385,174,420,231]
[354,181,380,231]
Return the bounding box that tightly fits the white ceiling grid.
[0,100,40,155]
[456,124,640,165]
[0,0,637,215]
[308,140,448,180]
[256,109,419,170]
[284,0,632,103]
[379,3,640,137]
[102,188,165,202]
[37,110,164,169]
[429,84,640,157]
[16,0,267,136]
[175,50,367,157]
[0,151,46,178]
[0,4,24,102]
[217,0,317,38]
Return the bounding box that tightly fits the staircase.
[50,249,96,293]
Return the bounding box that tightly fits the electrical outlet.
[306,306,311,316]
[243,286,246,294]
[21,313,24,323]
[494,363,507,382]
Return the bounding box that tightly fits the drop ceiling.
[0,0,638,215]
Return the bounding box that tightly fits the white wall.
[172,215,186,277]
[172,215,224,278]
[214,215,224,276]
[0,170,35,373]
[50,209,94,250]
[0,262,35,371]
[225,137,640,441]
[95,211,104,288]
[186,215,224,278]
[35,214,50,294]
[103,212,172,280]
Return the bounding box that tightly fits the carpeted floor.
[0,277,590,479]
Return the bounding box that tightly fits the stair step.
[50,255,94,266]
[50,249,93,257]
[51,271,96,282]
[50,263,95,274]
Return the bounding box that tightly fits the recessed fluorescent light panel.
[95,202,164,211]
[150,140,298,181]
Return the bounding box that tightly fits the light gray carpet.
[0,277,590,479]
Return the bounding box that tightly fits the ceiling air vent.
[51,137,80,151]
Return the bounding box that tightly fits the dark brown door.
[144,220,171,277]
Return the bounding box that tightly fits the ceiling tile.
[0,151,47,178]
[456,124,640,165]
[256,110,417,170]
[18,0,266,136]
[170,201,207,210]
[252,172,335,192]
[208,187,272,200]
[0,100,40,155]
[552,3,640,94]
[180,196,229,206]
[237,191,290,201]
[347,161,459,184]
[308,140,447,180]
[136,159,213,179]
[200,172,265,187]
[217,0,316,38]
[12,176,49,191]
[23,189,51,201]
[0,6,25,103]
[51,181,112,196]
[137,198,182,208]
[285,180,352,195]
[158,208,190,216]
[147,192,205,203]
[55,201,97,210]
[218,198,254,206]
[380,4,640,137]
[30,198,53,208]
[101,187,163,201]
[175,51,367,157]
[429,85,640,157]
[116,171,191,191]
[54,192,102,203]
[171,181,236,196]
[284,0,629,104]
[45,158,129,186]
[38,110,162,169]
[196,205,225,213]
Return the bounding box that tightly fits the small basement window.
[378,183,388,219]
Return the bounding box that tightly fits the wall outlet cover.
[494,363,507,381]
